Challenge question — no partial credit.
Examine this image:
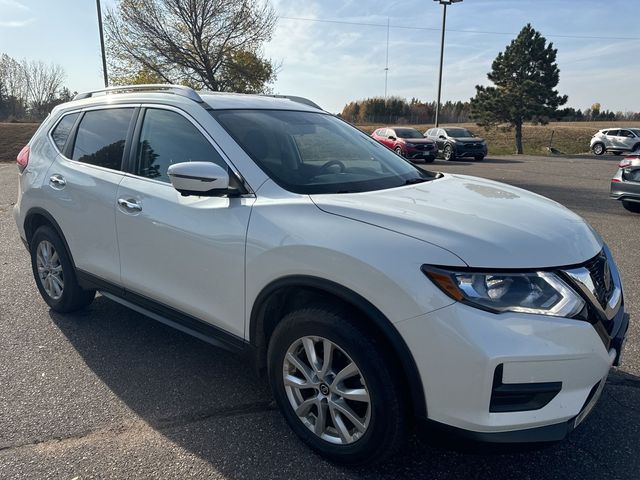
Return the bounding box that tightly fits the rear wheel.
[633,143,640,153]
[30,226,95,312]
[592,143,605,155]
[622,200,640,213]
[443,144,456,161]
[268,306,408,466]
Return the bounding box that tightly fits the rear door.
[605,130,620,149]
[44,106,137,283]
[115,106,253,338]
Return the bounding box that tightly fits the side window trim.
[130,104,253,194]
[52,104,141,175]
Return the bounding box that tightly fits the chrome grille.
[584,252,614,308]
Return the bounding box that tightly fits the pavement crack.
[0,401,277,454]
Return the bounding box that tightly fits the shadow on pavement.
[51,297,640,480]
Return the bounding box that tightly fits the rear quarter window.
[51,113,80,151]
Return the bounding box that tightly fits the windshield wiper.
[404,177,431,185]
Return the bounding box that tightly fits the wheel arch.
[249,275,427,418]
[23,207,76,268]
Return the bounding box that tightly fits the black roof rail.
[73,84,204,103]
[267,95,323,110]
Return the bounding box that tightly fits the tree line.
[340,96,638,126]
[340,97,471,125]
[0,53,74,121]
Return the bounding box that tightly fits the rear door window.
[51,113,80,152]
[607,130,619,137]
[72,108,134,170]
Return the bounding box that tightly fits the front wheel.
[30,225,95,312]
[622,200,640,213]
[394,146,404,157]
[443,144,456,161]
[592,143,605,155]
[474,155,485,161]
[268,307,408,465]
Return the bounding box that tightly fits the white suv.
[14,85,629,465]
[591,128,640,155]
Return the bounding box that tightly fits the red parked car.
[371,127,436,163]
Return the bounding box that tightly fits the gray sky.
[1,0,639,114]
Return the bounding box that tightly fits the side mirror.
[439,135,446,140]
[388,135,396,140]
[168,162,230,197]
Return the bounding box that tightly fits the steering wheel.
[320,160,346,174]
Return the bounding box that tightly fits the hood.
[400,137,434,144]
[451,137,485,143]
[310,174,602,269]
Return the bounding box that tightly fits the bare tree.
[105,0,277,93]
[22,60,65,117]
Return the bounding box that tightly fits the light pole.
[433,0,462,127]
[96,0,108,87]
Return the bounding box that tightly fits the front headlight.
[422,267,585,317]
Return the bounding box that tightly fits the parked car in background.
[424,127,487,161]
[591,128,640,156]
[611,154,640,212]
[370,127,436,163]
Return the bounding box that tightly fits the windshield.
[213,110,436,194]
[445,128,474,138]
[394,128,423,139]
[631,129,640,137]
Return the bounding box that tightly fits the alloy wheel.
[283,336,371,445]
[36,240,64,300]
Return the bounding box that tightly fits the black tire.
[30,225,95,312]
[268,306,408,466]
[474,155,485,161]
[424,156,435,164]
[622,200,640,213]
[443,144,456,161]
[394,146,404,157]
[592,143,605,155]
[613,151,622,156]
[633,144,640,153]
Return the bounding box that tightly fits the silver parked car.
[610,154,640,213]
[591,128,640,155]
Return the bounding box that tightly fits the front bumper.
[454,144,488,157]
[405,146,436,160]
[396,301,628,439]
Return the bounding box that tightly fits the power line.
[278,15,640,41]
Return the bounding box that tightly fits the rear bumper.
[610,180,640,201]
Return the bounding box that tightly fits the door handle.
[49,174,66,188]
[117,198,142,212]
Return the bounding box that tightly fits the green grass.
[357,121,640,155]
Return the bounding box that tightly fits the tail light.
[619,157,637,168]
[17,145,30,172]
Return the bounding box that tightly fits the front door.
[115,107,253,338]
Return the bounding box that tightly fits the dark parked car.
[611,154,640,213]
[371,127,436,163]
[424,127,487,161]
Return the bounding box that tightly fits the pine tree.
[470,24,567,154]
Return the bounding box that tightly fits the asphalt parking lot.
[1,155,639,480]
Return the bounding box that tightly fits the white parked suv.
[14,85,629,465]
[591,128,640,155]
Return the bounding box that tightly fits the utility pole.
[433,0,463,127]
[384,17,390,100]
[96,0,108,87]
